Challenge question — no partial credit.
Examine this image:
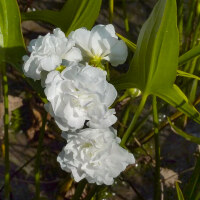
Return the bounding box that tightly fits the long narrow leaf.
[177,70,200,80]
[117,33,136,52]
[155,85,200,124]
[168,118,200,144]
[179,45,200,66]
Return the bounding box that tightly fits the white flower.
[57,128,135,185]
[44,63,117,131]
[69,24,128,67]
[23,28,82,81]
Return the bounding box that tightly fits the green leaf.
[116,33,136,52]
[179,45,200,66]
[155,85,200,124]
[0,0,25,66]
[177,70,200,80]
[112,0,200,124]
[184,156,200,200]
[0,0,44,96]
[176,182,185,200]
[168,118,200,144]
[114,0,179,93]
[21,0,102,34]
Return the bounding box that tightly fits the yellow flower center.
[89,56,105,70]
[56,65,66,72]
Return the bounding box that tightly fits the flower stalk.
[71,179,87,200]
[120,94,147,147]
[109,0,114,23]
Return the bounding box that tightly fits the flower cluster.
[23,24,135,185]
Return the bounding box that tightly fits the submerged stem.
[2,62,10,200]
[152,96,161,200]
[34,112,47,200]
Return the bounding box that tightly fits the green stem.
[120,94,147,147]
[34,112,47,200]
[119,103,131,137]
[2,62,10,200]
[109,0,114,23]
[122,0,130,34]
[152,96,161,200]
[71,179,87,200]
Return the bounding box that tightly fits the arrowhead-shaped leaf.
[113,0,200,124]
[115,0,179,92]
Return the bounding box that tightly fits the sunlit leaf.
[116,33,136,52]
[0,0,25,66]
[112,0,200,124]
[21,0,102,34]
[0,0,44,96]
[155,85,200,124]
[114,0,179,92]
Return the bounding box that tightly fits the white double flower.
[57,128,135,185]
[44,63,117,131]
[22,24,134,185]
[69,24,128,67]
[23,28,82,81]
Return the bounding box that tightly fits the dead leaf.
[160,168,179,188]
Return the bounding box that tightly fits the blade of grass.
[178,46,200,65]
[2,62,10,200]
[84,185,103,200]
[152,96,161,200]
[185,0,196,37]
[176,182,185,200]
[177,0,183,51]
[34,112,47,200]
[116,33,136,52]
[189,79,198,103]
[177,70,200,80]
[184,155,200,199]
